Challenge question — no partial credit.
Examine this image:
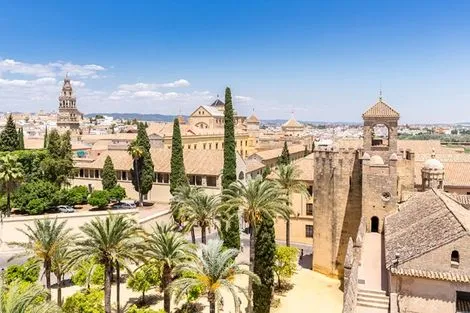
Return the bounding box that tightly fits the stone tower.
[57,75,82,132]
[361,97,399,233]
[421,150,444,191]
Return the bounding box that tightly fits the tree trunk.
[56,273,62,307]
[116,261,121,313]
[208,292,216,313]
[286,219,291,247]
[163,264,172,313]
[247,224,256,313]
[45,260,51,299]
[190,227,196,244]
[135,158,142,207]
[6,191,11,217]
[104,262,113,313]
[142,290,146,305]
[201,226,207,244]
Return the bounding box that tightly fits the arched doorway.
[371,216,379,233]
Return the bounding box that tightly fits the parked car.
[57,205,75,213]
[111,202,136,210]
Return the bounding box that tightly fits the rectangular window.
[216,143,219,149]
[79,169,84,178]
[95,170,100,178]
[127,171,132,181]
[122,171,127,180]
[209,143,212,150]
[84,169,89,178]
[306,204,313,216]
[203,143,206,149]
[194,144,197,149]
[188,175,195,185]
[195,175,202,186]
[206,176,217,187]
[90,170,95,179]
[305,225,313,238]
[307,185,313,197]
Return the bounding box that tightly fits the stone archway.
[371,216,379,233]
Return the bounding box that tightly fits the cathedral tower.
[57,75,82,132]
[361,97,399,233]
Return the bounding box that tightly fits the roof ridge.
[435,189,470,232]
[362,99,400,118]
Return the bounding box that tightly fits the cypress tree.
[47,129,62,158]
[139,151,154,202]
[0,114,19,151]
[135,122,151,151]
[130,123,154,204]
[17,128,24,150]
[43,127,48,148]
[253,213,276,313]
[221,87,240,250]
[278,141,290,166]
[170,118,187,195]
[102,155,117,190]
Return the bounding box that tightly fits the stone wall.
[342,217,366,313]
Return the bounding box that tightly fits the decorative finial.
[431,148,436,159]
[217,94,219,99]
[379,81,383,101]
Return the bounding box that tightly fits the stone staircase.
[357,289,389,311]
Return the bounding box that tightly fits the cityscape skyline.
[1,1,470,123]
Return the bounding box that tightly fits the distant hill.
[85,113,181,122]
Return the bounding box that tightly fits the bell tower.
[57,75,82,132]
[361,97,399,233]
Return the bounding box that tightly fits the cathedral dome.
[423,150,444,171]
[370,155,384,165]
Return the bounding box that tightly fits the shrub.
[108,185,126,202]
[62,288,104,313]
[273,245,298,289]
[68,185,89,204]
[72,259,105,288]
[4,258,40,284]
[13,180,58,214]
[127,263,161,304]
[88,190,109,208]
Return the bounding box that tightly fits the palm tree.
[9,219,72,297]
[51,245,75,306]
[274,164,309,247]
[0,154,24,217]
[170,184,200,244]
[128,143,144,206]
[170,239,260,313]
[183,192,222,244]
[223,176,290,313]
[145,222,192,313]
[73,214,143,313]
[0,281,61,313]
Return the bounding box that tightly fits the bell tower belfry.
[361,97,400,233]
[57,75,82,132]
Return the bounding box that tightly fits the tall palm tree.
[183,192,222,244]
[9,219,72,297]
[51,245,75,307]
[274,164,309,247]
[73,214,143,313]
[145,222,192,313]
[170,184,200,244]
[0,281,61,313]
[128,143,144,206]
[170,239,260,313]
[0,154,24,217]
[223,177,290,313]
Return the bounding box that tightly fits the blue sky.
[1,0,470,123]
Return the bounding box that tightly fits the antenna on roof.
[379,82,383,101]
[216,94,219,99]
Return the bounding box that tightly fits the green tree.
[0,149,48,182]
[221,87,240,251]
[46,129,62,157]
[145,223,192,313]
[1,281,61,313]
[13,180,58,215]
[139,151,154,204]
[274,164,308,247]
[273,246,298,289]
[278,141,290,166]
[253,213,276,313]
[71,258,105,291]
[52,244,75,306]
[62,288,104,313]
[170,118,187,197]
[0,154,24,217]
[9,219,72,297]
[17,127,24,150]
[73,214,143,313]
[43,126,48,149]
[127,263,161,304]
[4,258,40,284]
[67,185,89,205]
[42,130,74,187]
[109,185,126,202]
[129,145,154,206]
[0,114,19,151]
[128,144,143,204]
[102,156,117,190]
[170,240,259,313]
[223,177,290,313]
[170,184,200,244]
[88,190,110,209]
[135,122,151,152]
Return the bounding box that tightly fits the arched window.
[371,216,379,233]
[371,124,389,147]
[238,171,245,180]
[451,250,460,264]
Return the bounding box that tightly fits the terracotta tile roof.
[390,267,470,283]
[450,194,470,209]
[292,154,314,182]
[250,144,306,162]
[362,99,400,118]
[385,189,470,269]
[245,159,265,173]
[413,161,470,186]
[246,114,260,123]
[210,99,225,107]
[201,105,224,117]
[282,117,303,128]
[74,148,226,176]
[24,138,44,149]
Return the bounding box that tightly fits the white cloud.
[118,79,190,91]
[0,59,106,78]
[234,95,253,102]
